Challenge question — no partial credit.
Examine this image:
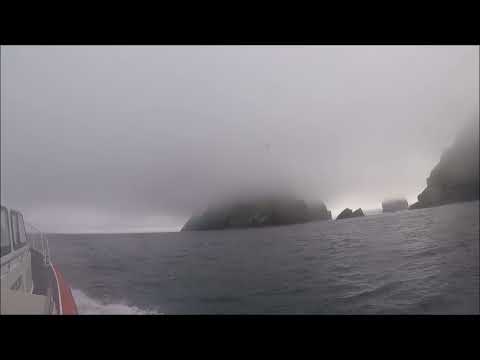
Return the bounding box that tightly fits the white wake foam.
[72,289,160,315]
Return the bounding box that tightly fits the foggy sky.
[1,46,478,232]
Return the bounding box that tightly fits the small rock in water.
[336,207,364,220]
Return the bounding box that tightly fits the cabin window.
[11,211,27,250]
[11,212,19,249]
[17,213,28,245]
[1,206,11,256]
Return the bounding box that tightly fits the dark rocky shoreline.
[182,120,478,231]
[181,197,331,231]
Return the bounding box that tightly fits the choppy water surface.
[49,201,479,314]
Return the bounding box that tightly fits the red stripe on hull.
[51,265,78,315]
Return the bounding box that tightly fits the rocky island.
[181,196,332,231]
[410,121,479,210]
[336,208,364,220]
[382,198,408,212]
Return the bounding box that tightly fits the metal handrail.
[26,222,50,265]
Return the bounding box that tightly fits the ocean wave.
[71,289,160,315]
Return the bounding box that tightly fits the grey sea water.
[48,201,479,314]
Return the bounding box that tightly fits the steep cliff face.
[181,197,331,231]
[410,121,479,209]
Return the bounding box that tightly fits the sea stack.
[336,208,365,220]
[382,198,408,213]
[352,208,365,217]
[409,120,479,210]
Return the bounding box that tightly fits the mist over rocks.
[1,46,478,232]
[181,194,331,231]
[382,198,408,212]
[308,202,332,222]
[410,119,480,210]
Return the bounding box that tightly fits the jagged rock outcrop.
[382,198,408,212]
[410,120,479,210]
[336,208,364,220]
[352,208,364,217]
[181,196,331,231]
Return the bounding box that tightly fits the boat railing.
[25,223,50,265]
